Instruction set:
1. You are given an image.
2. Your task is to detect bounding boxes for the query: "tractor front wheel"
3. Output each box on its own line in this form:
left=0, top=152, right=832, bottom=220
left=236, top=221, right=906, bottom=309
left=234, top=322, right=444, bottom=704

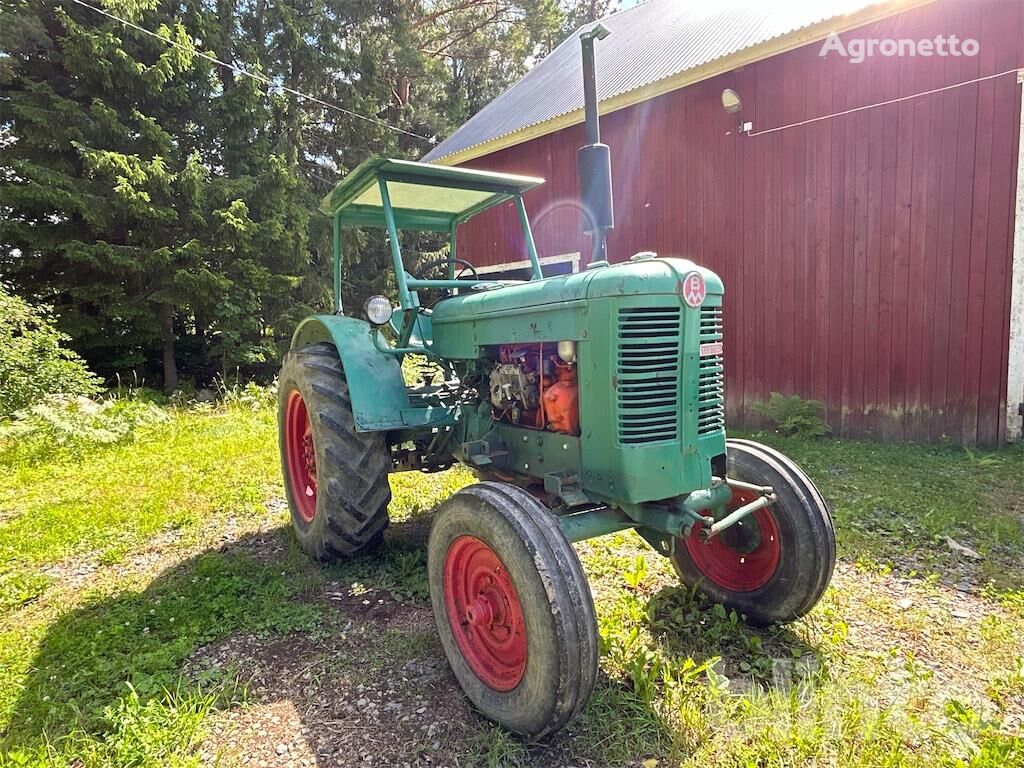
left=427, top=482, right=598, bottom=740
left=671, top=439, right=835, bottom=625
left=278, top=342, right=391, bottom=561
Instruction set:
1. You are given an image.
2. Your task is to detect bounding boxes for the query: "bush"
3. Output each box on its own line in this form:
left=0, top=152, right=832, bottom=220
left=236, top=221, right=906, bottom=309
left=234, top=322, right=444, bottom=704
left=215, top=376, right=278, bottom=410
left=0, top=396, right=168, bottom=465
left=0, top=286, right=101, bottom=419
left=751, top=392, right=831, bottom=438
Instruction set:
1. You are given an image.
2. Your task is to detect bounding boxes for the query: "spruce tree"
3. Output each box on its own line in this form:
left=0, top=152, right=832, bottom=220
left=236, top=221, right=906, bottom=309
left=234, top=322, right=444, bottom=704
left=0, top=0, right=592, bottom=389
left=0, top=0, right=311, bottom=388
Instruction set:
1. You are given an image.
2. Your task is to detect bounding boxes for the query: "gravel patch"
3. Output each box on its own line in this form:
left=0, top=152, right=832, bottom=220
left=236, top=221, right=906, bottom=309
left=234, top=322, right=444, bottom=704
left=191, top=604, right=480, bottom=767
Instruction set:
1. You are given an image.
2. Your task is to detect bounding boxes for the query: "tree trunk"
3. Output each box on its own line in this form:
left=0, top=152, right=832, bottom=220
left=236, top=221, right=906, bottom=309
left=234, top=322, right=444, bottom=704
left=393, top=75, right=410, bottom=105
left=160, top=303, right=179, bottom=392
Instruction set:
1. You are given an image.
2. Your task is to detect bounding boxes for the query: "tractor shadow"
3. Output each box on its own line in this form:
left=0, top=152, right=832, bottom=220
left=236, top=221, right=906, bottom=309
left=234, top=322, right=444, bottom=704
left=2, top=513, right=682, bottom=766
left=1, top=515, right=477, bottom=766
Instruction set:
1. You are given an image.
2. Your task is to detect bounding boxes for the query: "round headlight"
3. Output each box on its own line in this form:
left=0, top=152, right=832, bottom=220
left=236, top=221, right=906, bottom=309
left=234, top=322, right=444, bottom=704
left=557, top=340, right=577, bottom=363
left=364, top=295, right=394, bottom=326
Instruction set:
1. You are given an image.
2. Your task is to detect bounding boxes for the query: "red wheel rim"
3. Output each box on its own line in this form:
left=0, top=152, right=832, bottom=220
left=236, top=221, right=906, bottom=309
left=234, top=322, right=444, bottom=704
left=284, top=390, right=317, bottom=523
left=442, top=536, right=527, bottom=691
left=685, top=488, right=781, bottom=592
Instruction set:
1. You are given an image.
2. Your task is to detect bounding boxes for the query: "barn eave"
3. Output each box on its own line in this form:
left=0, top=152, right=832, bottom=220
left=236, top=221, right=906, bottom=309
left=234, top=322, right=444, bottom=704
left=426, top=0, right=937, bottom=167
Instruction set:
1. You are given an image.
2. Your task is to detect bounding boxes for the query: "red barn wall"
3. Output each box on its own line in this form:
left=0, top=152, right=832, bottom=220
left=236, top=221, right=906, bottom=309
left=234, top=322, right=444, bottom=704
left=455, top=0, right=1024, bottom=444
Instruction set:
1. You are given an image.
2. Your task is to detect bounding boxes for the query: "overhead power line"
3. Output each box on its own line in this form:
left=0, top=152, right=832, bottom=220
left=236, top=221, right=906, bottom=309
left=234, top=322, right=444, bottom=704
left=747, top=66, right=1023, bottom=138
left=68, top=0, right=433, bottom=143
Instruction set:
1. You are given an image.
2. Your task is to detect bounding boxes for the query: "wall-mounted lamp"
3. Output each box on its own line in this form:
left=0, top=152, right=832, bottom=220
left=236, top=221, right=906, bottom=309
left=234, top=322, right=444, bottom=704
left=721, top=88, right=753, bottom=134
left=721, top=88, right=742, bottom=113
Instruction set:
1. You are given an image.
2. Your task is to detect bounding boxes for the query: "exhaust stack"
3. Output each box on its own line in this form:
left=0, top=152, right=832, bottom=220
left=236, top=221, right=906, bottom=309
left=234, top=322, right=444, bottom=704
left=578, top=23, right=613, bottom=266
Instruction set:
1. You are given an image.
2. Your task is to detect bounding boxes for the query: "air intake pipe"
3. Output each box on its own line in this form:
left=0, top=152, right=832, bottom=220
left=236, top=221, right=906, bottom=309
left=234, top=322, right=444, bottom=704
left=578, top=23, right=613, bottom=266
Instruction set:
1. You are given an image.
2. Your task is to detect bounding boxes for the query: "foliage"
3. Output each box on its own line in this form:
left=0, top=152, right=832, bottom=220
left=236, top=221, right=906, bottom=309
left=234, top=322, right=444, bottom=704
left=0, top=0, right=315, bottom=390
left=399, top=0, right=580, bottom=125
left=560, top=0, right=615, bottom=37
left=211, top=376, right=278, bottom=411
left=0, top=396, right=167, bottom=465
left=1, top=686, right=219, bottom=768
left=0, top=0, right=609, bottom=391
left=0, top=286, right=101, bottom=419
left=752, top=392, right=832, bottom=438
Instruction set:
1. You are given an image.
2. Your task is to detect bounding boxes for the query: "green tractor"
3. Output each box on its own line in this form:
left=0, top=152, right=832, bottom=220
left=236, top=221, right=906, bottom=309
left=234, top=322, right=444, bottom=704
left=278, top=26, right=834, bottom=740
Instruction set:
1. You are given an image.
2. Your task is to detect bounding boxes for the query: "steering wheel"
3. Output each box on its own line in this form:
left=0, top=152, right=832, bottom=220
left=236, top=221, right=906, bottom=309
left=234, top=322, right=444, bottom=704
left=411, top=256, right=479, bottom=284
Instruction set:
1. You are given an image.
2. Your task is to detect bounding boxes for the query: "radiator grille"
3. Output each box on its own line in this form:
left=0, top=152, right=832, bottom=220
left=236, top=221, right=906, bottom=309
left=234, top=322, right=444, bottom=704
left=616, top=307, right=681, bottom=444
left=698, top=305, right=725, bottom=435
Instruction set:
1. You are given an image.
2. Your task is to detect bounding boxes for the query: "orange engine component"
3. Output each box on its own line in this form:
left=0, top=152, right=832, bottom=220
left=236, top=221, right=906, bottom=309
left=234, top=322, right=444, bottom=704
left=542, top=363, right=579, bottom=436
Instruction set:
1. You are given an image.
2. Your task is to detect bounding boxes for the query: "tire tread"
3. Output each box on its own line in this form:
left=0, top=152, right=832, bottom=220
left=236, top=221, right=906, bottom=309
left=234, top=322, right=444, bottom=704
left=277, top=342, right=390, bottom=561
left=671, top=439, right=835, bottom=624
left=427, top=482, right=598, bottom=741
left=725, top=439, right=836, bottom=616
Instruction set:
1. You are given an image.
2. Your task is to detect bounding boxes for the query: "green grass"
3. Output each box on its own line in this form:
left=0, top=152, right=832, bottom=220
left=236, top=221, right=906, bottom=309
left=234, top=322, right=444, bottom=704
left=0, top=408, right=1021, bottom=766
left=0, top=407, right=279, bottom=599
left=1, top=547, right=321, bottom=741
left=3, top=686, right=219, bottom=768
left=743, top=433, right=1024, bottom=591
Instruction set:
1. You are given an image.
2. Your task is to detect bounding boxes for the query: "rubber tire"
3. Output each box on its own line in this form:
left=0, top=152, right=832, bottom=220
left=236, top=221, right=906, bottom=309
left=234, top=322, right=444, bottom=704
left=277, top=342, right=390, bottom=561
left=726, top=438, right=837, bottom=613
left=427, top=482, right=598, bottom=740
left=671, top=439, right=836, bottom=626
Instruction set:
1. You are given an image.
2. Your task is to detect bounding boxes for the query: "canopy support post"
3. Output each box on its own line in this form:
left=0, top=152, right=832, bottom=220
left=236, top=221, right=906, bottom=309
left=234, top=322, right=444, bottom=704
left=448, top=221, right=458, bottom=280
left=515, top=195, right=544, bottom=280
left=332, top=210, right=343, bottom=314
left=379, top=179, right=414, bottom=310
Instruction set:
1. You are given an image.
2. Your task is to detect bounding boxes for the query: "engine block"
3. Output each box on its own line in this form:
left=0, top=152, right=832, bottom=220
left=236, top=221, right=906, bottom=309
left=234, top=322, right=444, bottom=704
left=489, top=362, right=540, bottom=416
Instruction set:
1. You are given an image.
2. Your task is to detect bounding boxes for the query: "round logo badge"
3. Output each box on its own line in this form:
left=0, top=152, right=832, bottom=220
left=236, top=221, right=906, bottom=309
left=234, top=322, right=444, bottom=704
left=682, top=271, right=706, bottom=308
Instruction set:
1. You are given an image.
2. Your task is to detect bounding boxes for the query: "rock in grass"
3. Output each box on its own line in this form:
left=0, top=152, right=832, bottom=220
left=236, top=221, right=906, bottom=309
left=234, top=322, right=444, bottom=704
left=944, top=537, right=982, bottom=560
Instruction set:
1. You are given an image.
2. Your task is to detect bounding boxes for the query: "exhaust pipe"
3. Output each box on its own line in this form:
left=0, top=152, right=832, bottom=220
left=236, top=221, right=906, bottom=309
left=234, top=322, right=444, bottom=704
left=578, top=23, right=613, bottom=266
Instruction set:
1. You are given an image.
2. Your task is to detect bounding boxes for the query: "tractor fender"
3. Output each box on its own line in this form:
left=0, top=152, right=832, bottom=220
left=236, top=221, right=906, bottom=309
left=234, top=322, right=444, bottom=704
left=290, top=315, right=411, bottom=432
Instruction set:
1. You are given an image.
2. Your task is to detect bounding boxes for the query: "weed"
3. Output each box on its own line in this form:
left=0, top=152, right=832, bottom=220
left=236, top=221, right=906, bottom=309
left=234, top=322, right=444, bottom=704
left=467, top=723, right=530, bottom=767
left=985, top=657, right=1023, bottom=713
left=0, top=572, right=53, bottom=613
left=572, top=682, right=675, bottom=764
left=0, top=397, right=167, bottom=465
left=0, top=684, right=223, bottom=767
left=386, top=549, right=430, bottom=601
left=751, top=392, right=831, bottom=438
left=213, top=376, right=278, bottom=410
left=623, top=554, right=648, bottom=590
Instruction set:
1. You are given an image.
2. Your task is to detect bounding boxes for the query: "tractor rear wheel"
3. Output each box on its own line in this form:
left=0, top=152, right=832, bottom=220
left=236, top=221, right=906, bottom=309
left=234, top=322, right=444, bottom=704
left=278, top=342, right=391, bottom=561
left=427, top=482, right=598, bottom=740
left=671, top=439, right=835, bottom=626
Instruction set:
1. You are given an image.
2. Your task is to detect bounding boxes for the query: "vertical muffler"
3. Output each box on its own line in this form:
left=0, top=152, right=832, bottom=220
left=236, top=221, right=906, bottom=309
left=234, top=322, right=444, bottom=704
left=578, top=23, right=614, bottom=266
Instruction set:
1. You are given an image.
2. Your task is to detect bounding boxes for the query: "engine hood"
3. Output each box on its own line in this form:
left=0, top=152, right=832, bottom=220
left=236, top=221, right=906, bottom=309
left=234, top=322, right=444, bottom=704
left=429, top=256, right=723, bottom=324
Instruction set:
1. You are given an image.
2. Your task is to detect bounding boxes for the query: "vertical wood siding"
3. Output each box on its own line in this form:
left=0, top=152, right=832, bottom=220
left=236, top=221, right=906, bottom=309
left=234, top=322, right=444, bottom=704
left=455, top=0, right=1024, bottom=444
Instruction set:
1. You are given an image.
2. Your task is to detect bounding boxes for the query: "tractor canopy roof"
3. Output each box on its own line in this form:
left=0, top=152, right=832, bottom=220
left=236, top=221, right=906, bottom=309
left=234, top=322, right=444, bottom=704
left=318, top=157, right=544, bottom=232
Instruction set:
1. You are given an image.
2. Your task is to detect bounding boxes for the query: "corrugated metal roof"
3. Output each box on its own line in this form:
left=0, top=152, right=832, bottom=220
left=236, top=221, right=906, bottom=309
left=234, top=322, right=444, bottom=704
left=422, top=0, right=917, bottom=163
